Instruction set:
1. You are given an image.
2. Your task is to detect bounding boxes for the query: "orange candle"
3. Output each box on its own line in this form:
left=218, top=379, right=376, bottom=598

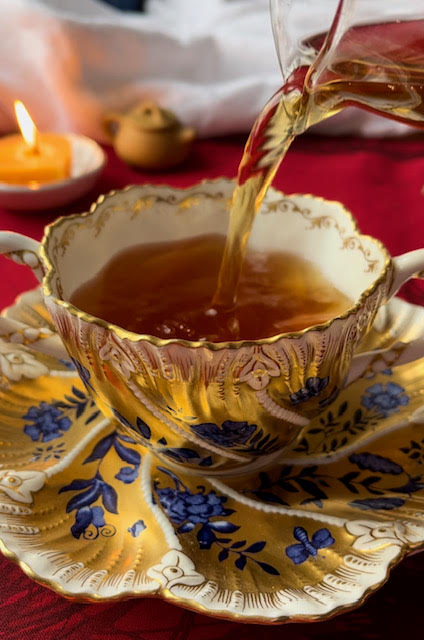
left=0, top=101, right=71, bottom=185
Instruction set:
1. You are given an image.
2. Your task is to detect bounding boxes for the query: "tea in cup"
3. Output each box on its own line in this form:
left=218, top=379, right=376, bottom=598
left=1, top=179, right=424, bottom=475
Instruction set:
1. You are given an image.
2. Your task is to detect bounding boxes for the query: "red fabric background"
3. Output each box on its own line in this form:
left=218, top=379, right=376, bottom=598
left=0, top=136, right=424, bottom=638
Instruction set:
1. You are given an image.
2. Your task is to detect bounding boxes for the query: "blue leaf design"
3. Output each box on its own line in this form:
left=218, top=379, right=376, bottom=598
left=119, top=434, right=137, bottom=444
left=389, top=479, right=424, bottom=494
left=72, top=386, right=87, bottom=400
left=208, top=521, right=240, bottom=533
left=218, top=549, right=229, bottom=561
left=349, top=452, right=403, bottom=475
left=75, top=403, right=85, bottom=419
left=197, top=524, right=216, bottom=549
left=91, top=506, right=105, bottom=527
left=84, top=434, right=115, bottom=464
left=244, top=541, right=266, bottom=553
left=350, top=497, right=405, bottom=510
left=59, top=478, right=94, bottom=493
left=162, top=448, right=200, bottom=463
left=114, top=439, right=141, bottom=466
left=112, top=409, right=133, bottom=430
left=235, top=555, right=247, bottom=570
left=115, top=466, right=139, bottom=484
left=65, top=484, right=101, bottom=513
left=199, top=456, right=213, bottom=467
left=191, top=421, right=256, bottom=447
left=169, top=448, right=199, bottom=458
left=178, top=522, right=195, bottom=533
left=256, top=561, right=280, bottom=575
left=136, top=418, right=151, bottom=440
left=254, top=491, right=289, bottom=505
left=85, top=411, right=101, bottom=425
left=101, top=483, right=118, bottom=514
left=230, top=540, right=247, bottom=549
left=70, top=506, right=93, bottom=539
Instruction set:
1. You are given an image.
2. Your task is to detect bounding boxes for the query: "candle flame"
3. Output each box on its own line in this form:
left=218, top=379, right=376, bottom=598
left=14, top=100, right=39, bottom=153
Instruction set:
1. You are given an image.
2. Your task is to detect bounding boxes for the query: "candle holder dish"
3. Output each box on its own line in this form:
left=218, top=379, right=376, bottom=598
left=0, top=134, right=106, bottom=211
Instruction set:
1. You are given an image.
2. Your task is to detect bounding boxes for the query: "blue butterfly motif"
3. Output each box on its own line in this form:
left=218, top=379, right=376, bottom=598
left=285, top=526, right=335, bottom=564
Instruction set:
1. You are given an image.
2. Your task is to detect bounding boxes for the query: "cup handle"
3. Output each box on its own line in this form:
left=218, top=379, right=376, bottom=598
left=0, top=231, right=44, bottom=281
left=0, top=231, right=68, bottom=360
left=346, top=249, right=424, bottom=387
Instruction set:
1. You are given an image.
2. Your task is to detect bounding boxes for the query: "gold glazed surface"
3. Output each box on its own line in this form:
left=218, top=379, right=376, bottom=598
left=40, top=182, right=392, bottom=473
left=0, top=288, right=424, bottom=622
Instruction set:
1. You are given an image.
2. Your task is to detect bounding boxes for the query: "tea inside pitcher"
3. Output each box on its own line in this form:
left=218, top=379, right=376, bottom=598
left=212, top=17, right=424, bottom=309
left=70, top=234, right=352, bottom=341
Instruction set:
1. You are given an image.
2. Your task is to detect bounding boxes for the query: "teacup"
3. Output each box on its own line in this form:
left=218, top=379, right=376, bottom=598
left=1, top=179, right=424, bottom=476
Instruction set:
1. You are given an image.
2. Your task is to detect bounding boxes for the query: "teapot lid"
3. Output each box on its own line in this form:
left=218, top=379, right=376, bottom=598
left=128, top=101, right=180, bottom=132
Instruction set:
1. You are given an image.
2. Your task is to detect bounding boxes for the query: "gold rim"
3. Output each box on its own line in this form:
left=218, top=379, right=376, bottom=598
left=40, top=179, right=392, bottom=351
left=1, top=533, right=423, bottom=622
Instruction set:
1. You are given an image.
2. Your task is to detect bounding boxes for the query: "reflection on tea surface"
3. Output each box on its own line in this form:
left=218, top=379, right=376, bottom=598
left=70, top=234, right=352, bottom=342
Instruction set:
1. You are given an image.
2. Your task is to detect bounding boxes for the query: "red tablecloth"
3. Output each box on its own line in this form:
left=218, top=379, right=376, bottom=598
left=0, top=136, right=424, bottom=638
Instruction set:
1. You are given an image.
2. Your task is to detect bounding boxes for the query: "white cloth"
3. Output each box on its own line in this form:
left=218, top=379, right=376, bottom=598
left=0, top=0, right=413, bottom=141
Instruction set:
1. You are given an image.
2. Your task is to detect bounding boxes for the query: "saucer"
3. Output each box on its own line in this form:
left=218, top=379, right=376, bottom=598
left=0, top=134, right=106, bottom=210
left=1, top=288, right=424, bottom=623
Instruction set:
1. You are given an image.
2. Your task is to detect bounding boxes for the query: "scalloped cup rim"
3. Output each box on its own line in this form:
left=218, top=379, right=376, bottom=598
left=40, top=179, right=392, bottom=350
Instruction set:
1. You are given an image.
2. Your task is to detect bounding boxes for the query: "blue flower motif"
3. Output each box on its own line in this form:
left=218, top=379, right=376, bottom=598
left=59, top=429, right=141, bottom=540
left=128, top=519, right=146, bottom=537
left=154, top=469, right=278, bottom=573
left=156, top=486, right=227, bottom=525
left=70, top=357, right=93, bottom=391
left=361, top=382, right=409, bottom=417
left=71, top=505, right=106, bottom=539
left=155, top=479, right=238, bottom=549
left=23, top=402, right=72, bottom=443
left=191, top=421, right=257, bottom=447
left=290, top=377, right=329, bottom=405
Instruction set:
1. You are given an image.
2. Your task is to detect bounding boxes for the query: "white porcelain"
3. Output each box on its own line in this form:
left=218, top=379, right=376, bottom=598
left=1, top=288, right=424, bottom=622
left=0, top=181, right=424, bottom=476
left=0, top=133, right=106, bottom=210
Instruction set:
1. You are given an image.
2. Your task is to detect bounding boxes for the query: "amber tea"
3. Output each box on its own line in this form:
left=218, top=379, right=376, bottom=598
left=213, top=18, right=424, bottom=309
left=70, top=234, right=352, bottom=342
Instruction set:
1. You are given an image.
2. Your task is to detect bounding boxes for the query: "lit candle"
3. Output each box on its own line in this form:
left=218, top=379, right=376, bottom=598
left=0, top=101, right=71, bottom=185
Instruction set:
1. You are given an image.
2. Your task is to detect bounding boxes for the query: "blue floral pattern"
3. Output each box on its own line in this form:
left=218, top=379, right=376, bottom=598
left=191, top=421, right=257, bottom=447
left=59, top=430, right=141, bottom=539
left=290, top=376, right=330, bottom=405
left=70, top=505, right=115, bottom=539
left=23, top=403, right=71, bottom=443
left=245, top=446, right=424, bottom=514
left=23, top=387, right=100, bottom=446
left=112, top=409, right=213, bottom=466
left=190, top=420, right=281, bottom=457
left=361, top=382, right=409, bottom=417
left=155, top=468, right=279, bottom=574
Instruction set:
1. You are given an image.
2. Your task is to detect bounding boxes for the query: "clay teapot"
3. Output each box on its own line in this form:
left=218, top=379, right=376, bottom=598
left=103, top=101, right=195, bottom=170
